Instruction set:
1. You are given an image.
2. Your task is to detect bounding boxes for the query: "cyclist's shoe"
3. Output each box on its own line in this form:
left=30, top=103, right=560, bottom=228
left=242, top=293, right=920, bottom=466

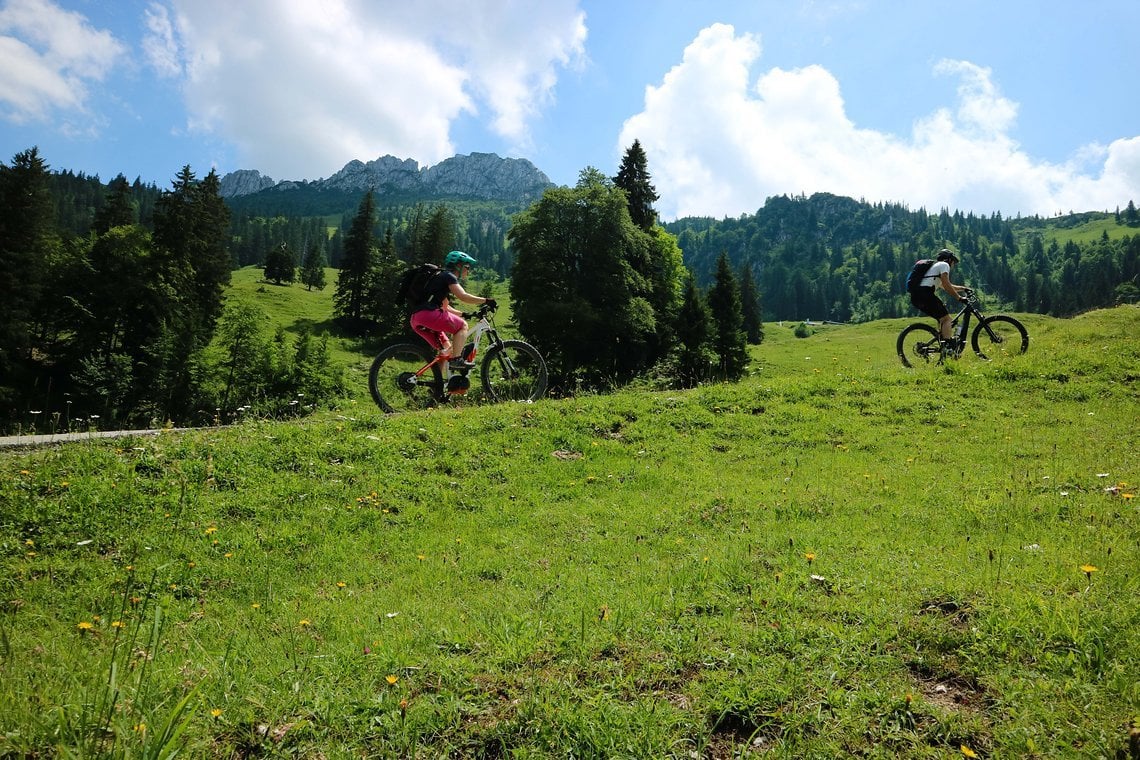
left=940, top=339, right=957, bottom=358
left=448, top=358, right=476, bottom=372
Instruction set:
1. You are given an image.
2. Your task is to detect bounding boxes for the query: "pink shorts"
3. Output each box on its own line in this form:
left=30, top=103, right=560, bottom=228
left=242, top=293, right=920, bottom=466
left=410, top=308, right=466, bottom=350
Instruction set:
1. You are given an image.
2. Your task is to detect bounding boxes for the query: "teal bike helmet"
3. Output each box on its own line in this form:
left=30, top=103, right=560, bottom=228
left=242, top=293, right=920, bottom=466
left=444, top=250, right=477, bottom=268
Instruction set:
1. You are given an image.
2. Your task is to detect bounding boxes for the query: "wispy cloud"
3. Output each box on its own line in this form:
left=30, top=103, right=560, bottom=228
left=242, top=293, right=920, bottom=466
left=0, top=0, right=125, bottom=123
left=142, top=2, right=181, bottom=79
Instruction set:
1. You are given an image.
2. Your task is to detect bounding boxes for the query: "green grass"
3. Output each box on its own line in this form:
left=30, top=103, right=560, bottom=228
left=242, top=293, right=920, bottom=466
left=2, top=306, right=1138, bottom=757
left=1014, top=214, right=1138, bottom=247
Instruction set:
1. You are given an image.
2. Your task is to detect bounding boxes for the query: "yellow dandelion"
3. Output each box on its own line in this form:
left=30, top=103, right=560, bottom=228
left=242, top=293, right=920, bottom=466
left=187, top=562, right=196, bottom=568
left=77, top=621, right=94, bottom=631
left=416, top=554, right=426, bottom=561
left=386, top=674, right=399, bottom=685
left=205, top=526, right=217, bottom=535
left=336, top=581, right=346, bottom=588
left=1124, top=493, right=1134, bottom=501
left=598, top=605, right=611, bottom=621
left=960, top=745, right=978, bottom=758
left=25, top=551, right=36, bottom=558
left=134, top=723, right=146, bottom=734
left=804, top=552, right=816, bottom=564
left=1080, top=564, right=1097, bottom=580
left=251, top=603, right=260, bottom=609
left=299, top=619, right=311, bottom=627
left=24, top=539, right=34, bottom=546
left=224, top=553, right=233, bottom=558
left=20, top=469, right=30, bottom=475
left=125, top=564, right=134, bottom=571
left=211, top=708, right=223, bottom=718
left=111, top=621, right=125, bottom=629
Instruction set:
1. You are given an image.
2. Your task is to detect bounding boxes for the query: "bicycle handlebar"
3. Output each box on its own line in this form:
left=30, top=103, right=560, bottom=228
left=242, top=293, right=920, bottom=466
left=463, top=301, right=498, bottom=320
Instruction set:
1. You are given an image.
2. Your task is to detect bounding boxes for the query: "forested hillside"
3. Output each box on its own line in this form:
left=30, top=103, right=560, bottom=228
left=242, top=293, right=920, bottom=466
left=40, top=161, right=1140, bottom=324
left=668, top=193, right=1140, bottom=321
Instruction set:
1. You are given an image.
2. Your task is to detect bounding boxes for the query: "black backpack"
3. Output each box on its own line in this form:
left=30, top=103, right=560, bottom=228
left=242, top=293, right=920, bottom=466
left=905, top=259, right=936, bottom=294
left=397, top=263, right=443, bottom=309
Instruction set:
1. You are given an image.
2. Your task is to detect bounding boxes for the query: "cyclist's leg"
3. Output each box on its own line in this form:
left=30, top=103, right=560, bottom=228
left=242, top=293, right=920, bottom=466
left=937, top=314, right=953, bottom=339
left=913, top=290, right=951, bottom=339
left=411, top=309, right=464, bottom=356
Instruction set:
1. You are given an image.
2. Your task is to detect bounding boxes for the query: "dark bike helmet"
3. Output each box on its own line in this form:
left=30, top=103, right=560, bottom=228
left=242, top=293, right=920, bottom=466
left=444, top=250, right=477, bottom=268
left=937, top=248, right=959, bottom=264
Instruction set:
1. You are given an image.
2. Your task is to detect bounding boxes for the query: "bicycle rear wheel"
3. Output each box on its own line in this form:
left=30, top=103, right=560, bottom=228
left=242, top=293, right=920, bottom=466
left=480, top=340, right=548, bottom=403
left=971, top=315, right=1028, bottom=361
left=896, top=323, right=942, bottom=368
left=368, top=343, right=442, bottom=413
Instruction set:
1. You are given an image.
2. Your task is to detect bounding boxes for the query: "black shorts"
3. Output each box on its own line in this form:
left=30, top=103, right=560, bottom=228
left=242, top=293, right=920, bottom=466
left=911, top=288, right=948, bottom=320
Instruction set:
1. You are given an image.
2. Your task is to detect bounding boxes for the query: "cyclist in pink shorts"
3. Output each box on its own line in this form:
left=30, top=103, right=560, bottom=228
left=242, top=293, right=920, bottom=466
left=410, top=250, right=495, bottom=370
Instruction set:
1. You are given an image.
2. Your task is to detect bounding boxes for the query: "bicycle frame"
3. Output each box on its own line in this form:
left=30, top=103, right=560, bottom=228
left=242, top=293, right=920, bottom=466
left=413, top=306, right=501, bottom=381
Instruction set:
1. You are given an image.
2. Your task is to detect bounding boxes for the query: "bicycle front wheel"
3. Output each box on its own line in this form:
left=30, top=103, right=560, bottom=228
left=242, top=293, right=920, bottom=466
left=480, top=340, right=548, bottom=403
left=972, top=315, right=1028, bottom=361
left=368, top=343, right=442, bottom=413
left=896, top=323, right=942, bottom=368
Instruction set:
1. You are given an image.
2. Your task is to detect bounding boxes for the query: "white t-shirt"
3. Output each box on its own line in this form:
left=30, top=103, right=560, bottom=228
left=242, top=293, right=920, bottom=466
left=920, top=260, right=950, bottom=289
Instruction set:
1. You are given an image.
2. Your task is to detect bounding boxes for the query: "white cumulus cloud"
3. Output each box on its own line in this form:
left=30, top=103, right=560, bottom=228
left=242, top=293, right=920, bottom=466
left=620, top=23, right=1140, bottom=219
left=0, top=0, right=125, bottom=124
left=153, top=0, right=586, bottom=179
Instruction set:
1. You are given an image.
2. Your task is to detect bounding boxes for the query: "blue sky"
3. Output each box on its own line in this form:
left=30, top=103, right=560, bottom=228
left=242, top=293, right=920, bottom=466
left=2, top=0, right=1138, bottom=221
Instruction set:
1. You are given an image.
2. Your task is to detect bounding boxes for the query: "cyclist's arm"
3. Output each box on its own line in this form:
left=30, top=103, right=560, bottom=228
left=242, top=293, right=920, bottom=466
left=447, top=282, right=489, bottom=308
left=938, top=272, right=966, bottom=301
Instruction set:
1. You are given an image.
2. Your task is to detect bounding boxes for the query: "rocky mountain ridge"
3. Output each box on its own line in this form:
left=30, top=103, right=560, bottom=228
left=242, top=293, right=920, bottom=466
left=219, top=152, right=554, bottom=202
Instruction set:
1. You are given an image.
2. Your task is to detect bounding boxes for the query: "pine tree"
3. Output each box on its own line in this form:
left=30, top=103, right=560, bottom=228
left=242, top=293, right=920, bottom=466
left=300, top=242, right=327, bottom=291
left=674, top=273, right=713, bottom=387
left=362, top=225, right=407, bottom=337
left=146, top=165, right=233, bottom=418
left=93, top=174, right=137, bottom=234
left=613, top=140, right=659, bottom=231
left=0, top=147, right=55, bottom=389
left=707, top=252, right=748, bottom=380
left=419, top=205, right=457, bottom=262
left=739, top=264, right=764, bottom=345
left=334, top=191, right=377, bottom=326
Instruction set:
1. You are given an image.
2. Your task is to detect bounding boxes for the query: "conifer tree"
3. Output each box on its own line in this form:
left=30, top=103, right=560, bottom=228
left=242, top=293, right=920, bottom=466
left=301, top=242, right=327, bottom=291
left=707, top=251, right=748, bottom=380
left=739, top=264, right=764, bottom=345
left=674, top=273, right=713, bottom=387
left=334, top=191, right=377, bottom=325
left=0, top=147, right=53, bottom=383
left=93, top=174, right=137, bottom=234
left=363, top=225, right=408, bottom=336
left=613, top=140, right=659, bottom=231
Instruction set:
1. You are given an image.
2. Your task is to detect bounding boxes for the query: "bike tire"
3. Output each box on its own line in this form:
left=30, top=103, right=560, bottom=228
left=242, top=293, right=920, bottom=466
left=480, top=340, right=548, bottom=403
left=971, top=315, right=1028, bottom=361
left=368, top=343, right=443, bottom=413
left=896, top=323, right=942, bottom=368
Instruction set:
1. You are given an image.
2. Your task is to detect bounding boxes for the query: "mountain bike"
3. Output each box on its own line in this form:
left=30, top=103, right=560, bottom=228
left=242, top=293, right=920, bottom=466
left=368, top=302, right=547, bottom=413
left=896, top=288, right=1028, bottom=368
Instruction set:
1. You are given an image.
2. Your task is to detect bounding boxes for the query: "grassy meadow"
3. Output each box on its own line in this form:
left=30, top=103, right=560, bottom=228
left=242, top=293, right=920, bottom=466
left=1, top=296, right=1138, bottom=757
